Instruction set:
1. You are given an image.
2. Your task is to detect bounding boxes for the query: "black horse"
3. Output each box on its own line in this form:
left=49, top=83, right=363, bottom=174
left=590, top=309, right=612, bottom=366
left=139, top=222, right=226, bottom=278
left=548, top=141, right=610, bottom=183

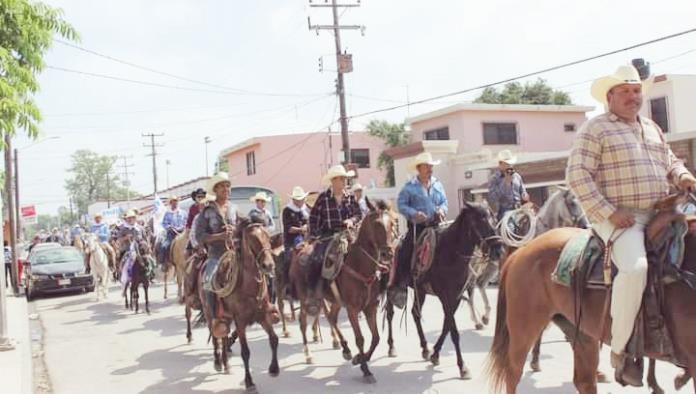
left=385, top=201, right=504, bottom=379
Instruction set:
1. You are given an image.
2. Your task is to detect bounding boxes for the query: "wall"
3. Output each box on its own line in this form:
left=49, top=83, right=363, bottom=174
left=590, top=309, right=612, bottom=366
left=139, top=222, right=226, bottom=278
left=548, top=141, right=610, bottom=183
left=224, top=131, right=386, bottom=204
left=410, top=109, right=588, bottom=154
left=671, top=75, right=696, bottom=133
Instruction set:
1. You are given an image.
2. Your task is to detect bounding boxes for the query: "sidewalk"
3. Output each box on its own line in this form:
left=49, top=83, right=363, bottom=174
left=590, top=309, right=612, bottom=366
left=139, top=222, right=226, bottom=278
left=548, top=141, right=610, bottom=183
left=0, top=292, right=33, bottom=394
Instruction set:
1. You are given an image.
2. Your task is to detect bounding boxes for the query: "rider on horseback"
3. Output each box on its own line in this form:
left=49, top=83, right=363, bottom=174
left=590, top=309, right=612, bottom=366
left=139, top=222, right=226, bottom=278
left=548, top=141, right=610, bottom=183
left=91, top=213, right=110, bottom=243
left=185, top=188, right=207, bottom=256
left=389, top=152, right=448, bottom=308
left=248, top=192, right=275, bottom=230
left=567, top=64, right=696, bottom=386
left=158, top=196, right=187, bottom=267
left=488, top=149, right=529, bottom=222
left=307, top=165, right=362, bottom=300
left=118, top=209, right=154, bottom=290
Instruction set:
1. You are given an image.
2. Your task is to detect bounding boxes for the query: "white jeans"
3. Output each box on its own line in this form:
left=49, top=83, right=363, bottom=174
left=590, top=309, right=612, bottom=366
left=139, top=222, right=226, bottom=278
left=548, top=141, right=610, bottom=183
left=593, top=212, right=652, bottom=354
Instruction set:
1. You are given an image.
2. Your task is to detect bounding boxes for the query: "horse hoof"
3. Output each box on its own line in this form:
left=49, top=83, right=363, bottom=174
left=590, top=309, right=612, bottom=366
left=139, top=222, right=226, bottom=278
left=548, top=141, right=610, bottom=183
left=597, top=370, right=610, bottom=384
left=342, top=350, right=352, bottom=361
left=363, top=374, right=377, bottom=384
left=421, top=349, right=430, bottom=360
left=268, top=366, right=280, bottom=377
left=675, top=373, right=690, bottom=390
left=460, top=368, right=472, bottom=380
left=313, top=336, right=319, bottom=344
left=388, top=348, right=397, bottom=358
left=430, top=354, right=440, bottom=366
left=283, top=331, right=290, bottom=338
left=475, top=323, right=484, bottom=331
left=305, top=356, right=313, bottom=365
left=481, top=316, right=490, bottom=325
left=245, top=385, right=258, bottom=394
left=214, top=362, right=222, bottom=372
left=530, top=360, right=541, bottom=373
left=224, top=367, right=230, bottom=375
left=352, top=355, right=362, bottom=366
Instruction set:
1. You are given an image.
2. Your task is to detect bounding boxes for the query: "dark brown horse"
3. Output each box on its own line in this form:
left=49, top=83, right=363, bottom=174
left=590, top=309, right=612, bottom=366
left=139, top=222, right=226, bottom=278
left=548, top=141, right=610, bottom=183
left=385, top=201, right=504, bottom=379
left=198, top=221, right=278, bottom=392
left=487, top=207, right=696, bottom=393
left=123, top=239, right=152, bottom=314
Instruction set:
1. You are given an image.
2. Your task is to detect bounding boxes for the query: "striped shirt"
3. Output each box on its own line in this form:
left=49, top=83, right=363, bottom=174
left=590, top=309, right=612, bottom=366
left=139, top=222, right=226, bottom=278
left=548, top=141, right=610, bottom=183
left=566, top=112, right=689, bottom=224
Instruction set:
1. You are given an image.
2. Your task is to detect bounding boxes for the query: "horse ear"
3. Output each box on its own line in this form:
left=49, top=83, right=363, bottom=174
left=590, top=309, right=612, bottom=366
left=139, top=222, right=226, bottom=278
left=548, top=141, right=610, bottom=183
left=462, top=200, right=473, bottom=209
left=365, top=196, right=375, bottom=212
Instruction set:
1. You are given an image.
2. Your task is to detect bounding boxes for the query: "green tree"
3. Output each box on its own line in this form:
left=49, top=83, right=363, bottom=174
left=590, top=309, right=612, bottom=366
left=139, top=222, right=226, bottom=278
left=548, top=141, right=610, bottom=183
left=474, top=78, right=572, bottom=105
left=64, top=150, right=138, bottom=216
left=366, top=120, right=410, bottom=187
left=0, top=0, right=78, bottom=140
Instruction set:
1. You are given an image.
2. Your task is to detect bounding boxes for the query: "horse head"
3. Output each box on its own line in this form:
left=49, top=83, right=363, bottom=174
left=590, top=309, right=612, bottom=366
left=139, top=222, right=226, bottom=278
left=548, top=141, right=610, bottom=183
left=358, top=199, right=396, bottom=268
left=459, top=200, right=504, bottom=262
left=558, top=188, right=589, bottom=229
left=240, top=220, right=274, bottom=275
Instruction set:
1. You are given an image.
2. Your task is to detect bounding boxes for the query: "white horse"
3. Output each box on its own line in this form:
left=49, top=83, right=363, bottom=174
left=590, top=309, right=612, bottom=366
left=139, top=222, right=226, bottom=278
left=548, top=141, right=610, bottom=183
left=463, top=187, right=589, bottom=329
left=85, top=234, right=111, bottom=301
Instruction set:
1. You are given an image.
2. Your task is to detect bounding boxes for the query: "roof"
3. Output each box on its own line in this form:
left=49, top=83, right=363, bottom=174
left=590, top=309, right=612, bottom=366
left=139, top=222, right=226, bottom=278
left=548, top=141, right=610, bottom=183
left=464, top=150, right=570, bottom=171
left=218, top=130, right=368, bottom=158
left=406, top=103, right=594, bottom=125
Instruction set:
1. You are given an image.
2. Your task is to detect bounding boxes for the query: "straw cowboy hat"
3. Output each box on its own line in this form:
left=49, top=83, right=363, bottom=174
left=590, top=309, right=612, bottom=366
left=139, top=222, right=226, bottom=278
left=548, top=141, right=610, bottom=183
left=408, top=152, right=441, bottom=172
left=206, top=172, right=230, bottom=195
left=321, top=165, right=355, bottom=185
left=94, top=213, right=103, bottom=219
left=125, top=209, right=137, bottom=219
left=497, top=149, right=518, bottom=165
left=168, top=195, right=179, bottom=202
left=351, top=183, right=364, bottom=191
left=249, top=191, right=272, bottom=203
left=590, top=65, right=651, bottom=105
left=288, top=186, right=309, bottom=200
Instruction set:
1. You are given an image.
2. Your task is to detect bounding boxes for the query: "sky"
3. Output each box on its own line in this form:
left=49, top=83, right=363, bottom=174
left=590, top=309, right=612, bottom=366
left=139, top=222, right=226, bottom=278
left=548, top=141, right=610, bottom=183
left=8, top=0, right=696, bottom=215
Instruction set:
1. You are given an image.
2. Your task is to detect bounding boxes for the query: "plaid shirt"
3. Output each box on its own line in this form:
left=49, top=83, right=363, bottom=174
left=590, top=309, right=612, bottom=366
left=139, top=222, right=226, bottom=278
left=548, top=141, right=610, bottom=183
left=309, top=188, right=362, bottom=237
left=566, top=112, right=689, bottom=224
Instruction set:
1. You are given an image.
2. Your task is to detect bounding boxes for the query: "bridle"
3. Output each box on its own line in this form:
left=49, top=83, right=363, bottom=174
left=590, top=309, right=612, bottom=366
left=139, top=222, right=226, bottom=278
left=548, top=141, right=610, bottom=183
left=243, top=224, right=274, bottom=274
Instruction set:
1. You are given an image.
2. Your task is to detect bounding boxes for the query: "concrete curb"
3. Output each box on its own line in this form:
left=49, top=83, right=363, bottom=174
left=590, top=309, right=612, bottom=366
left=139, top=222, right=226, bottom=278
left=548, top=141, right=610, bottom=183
left=0, top=294, right=33, bottom=394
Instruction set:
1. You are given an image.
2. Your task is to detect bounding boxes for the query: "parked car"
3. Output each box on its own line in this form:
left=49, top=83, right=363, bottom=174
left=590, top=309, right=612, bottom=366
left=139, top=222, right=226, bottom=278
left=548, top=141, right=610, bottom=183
left=25, top=246, right=93, bottom=301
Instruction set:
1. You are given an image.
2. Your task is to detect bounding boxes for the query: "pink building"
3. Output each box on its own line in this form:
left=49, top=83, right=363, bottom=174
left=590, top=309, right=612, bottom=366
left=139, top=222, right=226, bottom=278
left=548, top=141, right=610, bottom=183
left=219, top=131, right=387, bottom=203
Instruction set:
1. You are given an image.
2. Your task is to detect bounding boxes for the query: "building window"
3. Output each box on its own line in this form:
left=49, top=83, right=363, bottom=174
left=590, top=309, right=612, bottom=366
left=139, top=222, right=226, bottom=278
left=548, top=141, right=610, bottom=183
left=350, top=148, right=370, bottom=168
left=423, top=126, right=450, bottom=141
left=564, top=123, right=576, bottom=132
left=650, top=97, right=670, bottom=133
left=483, top=123, right=518, bottom=145
left=246, top=151, right=256, bottom=175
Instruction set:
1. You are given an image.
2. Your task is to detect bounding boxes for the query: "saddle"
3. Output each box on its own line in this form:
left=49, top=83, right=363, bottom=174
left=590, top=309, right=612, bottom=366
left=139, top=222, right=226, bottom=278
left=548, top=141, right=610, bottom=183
left=411, top=221, right=451, bottom=282
left=297, top=231, right=352, bottom=281
left=551, top=204, right=696, bottom=374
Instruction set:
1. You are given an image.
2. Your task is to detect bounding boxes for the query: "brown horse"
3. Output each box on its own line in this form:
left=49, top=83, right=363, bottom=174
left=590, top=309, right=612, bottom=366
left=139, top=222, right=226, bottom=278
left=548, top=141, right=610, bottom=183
left=198, top=221, right=278, bottom=392
left=385, top=201, right=504, bottom=379
left=170, top=230, right=189, bottom=303
left=127, top=239, right=152, bottom=314
left=487, top=208, right=696, bottom=393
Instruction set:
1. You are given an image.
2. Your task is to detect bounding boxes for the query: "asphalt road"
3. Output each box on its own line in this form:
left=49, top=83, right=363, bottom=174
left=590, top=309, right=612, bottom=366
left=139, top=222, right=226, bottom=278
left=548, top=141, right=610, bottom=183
left=32, top=281, right=685, bottom=394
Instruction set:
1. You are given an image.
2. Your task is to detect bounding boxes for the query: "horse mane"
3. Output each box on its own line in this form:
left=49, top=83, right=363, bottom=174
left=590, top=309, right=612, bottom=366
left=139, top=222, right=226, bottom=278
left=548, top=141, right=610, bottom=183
left=369, top=198, right=390, bottom=212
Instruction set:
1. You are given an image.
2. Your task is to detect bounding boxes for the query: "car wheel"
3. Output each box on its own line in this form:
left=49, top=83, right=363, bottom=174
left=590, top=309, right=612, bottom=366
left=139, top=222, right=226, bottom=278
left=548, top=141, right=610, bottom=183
left=86, top=286, right=95, bottom=293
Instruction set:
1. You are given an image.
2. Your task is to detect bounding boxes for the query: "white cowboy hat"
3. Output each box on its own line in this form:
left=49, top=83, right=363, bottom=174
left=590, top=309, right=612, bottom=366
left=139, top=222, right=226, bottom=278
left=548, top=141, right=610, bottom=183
left=321, top=165, right=355, bottom=185
left=168, top=195, right=179, bottom=202
left=590, top=65, right=651, bottom=105
left=249, top=191, right=272, bottom=203
left=351, top=183, right=364, bottom=191
left=125, top=209, right=137, bottom=219
left=408, top=152, right=441, bottom=172
left=288, top=186, right=309, bottom=200
left=206, top=172, right=231, bottom=195
left=497, top=149, right=518, bottom=165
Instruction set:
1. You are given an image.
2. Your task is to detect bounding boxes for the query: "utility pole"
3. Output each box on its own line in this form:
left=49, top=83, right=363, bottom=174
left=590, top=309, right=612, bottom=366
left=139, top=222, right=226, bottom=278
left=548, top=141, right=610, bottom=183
left=0, top=190, right=14, bottom=351
left=13, top=148, right=20, bottom=241
left=3, top=135, right=18, bottom=295
left=204, top=136, right=211, bottom=177
left=142, top=133, right=165, bottom=196
left=106, top=171, right=111, bottom=208
left=118, top=155, right=134, bottom=206
left=309, top=0, right=364, bottom=164
left=165, top=160, right=171, bottom=189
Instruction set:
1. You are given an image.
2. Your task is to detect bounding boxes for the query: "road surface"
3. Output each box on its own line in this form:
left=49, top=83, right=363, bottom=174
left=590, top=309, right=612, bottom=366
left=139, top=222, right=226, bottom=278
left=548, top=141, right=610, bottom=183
left=32, top=281, right=684, bottom=393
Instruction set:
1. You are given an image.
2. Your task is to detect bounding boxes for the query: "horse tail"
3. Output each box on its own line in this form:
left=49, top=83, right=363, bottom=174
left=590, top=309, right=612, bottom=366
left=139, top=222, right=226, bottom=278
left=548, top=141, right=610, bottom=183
left=486, top=259, right=511, bottom=393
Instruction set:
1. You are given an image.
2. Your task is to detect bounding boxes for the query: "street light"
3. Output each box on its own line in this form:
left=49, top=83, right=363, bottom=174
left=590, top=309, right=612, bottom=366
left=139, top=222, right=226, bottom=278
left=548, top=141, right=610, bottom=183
left=204, top=136, right=211, bottom=177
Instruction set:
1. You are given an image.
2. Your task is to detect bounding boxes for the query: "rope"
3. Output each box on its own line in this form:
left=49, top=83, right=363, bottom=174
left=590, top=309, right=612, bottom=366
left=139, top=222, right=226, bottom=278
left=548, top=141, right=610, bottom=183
left=497, top=207, right=538, bottom=248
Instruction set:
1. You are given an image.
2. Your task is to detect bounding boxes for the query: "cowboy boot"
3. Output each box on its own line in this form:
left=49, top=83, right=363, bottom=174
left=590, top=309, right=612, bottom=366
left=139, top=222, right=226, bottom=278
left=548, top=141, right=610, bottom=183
left=611, top=352, right=643, bottom=387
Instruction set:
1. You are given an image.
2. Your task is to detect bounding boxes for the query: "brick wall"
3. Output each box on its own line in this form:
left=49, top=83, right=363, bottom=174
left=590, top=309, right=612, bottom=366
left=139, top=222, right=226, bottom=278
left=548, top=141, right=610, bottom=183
left=668, top=140, right=693, bottom=171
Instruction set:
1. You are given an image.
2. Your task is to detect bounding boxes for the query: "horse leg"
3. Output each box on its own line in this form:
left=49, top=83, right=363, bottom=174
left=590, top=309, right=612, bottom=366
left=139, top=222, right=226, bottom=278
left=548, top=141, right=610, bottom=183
left=530, top=334, right=543, bottom=372
left=312, top=314, right=320, bottom=343
left=326, top=300, right=351, bottom=360
left=185, top=304, right=193, bottom=343
left=163, top=268, right=168, bottom=299
left=466, top=287, right=484, bottom=330
left=213, top=332, right=222, bottom=372
left=479, top=283, right=492, bottom=326
left=571, top=331, right=600, bottom=394
left=347, top=307, right=375, bottom=383
left=237, top=326, right=256, bottom=391
left=290, top=298, right=296, bottom=321
left=674, top=367, right=691, bottom=391
left=132, top=283, right=139, bottom=314
left=144, top=282, right=150, bottom=315
left=259, top=318, right=280, bottom=377
left=412, top=289, right=430, bottom=360
left=430, top=298, right=454, bottom=367
left=386, top=301, right=397, bottom=358
left=448, top=303, right=471, bottom=380
left=363, top=302, right=380, bottom=363
left=278, top=293, right=289, bottom=338
left=220, top=337, right=229, bottom=374
left=647, top=358, right=665, bottom=394
left=299, top=306, right=313, bottom=364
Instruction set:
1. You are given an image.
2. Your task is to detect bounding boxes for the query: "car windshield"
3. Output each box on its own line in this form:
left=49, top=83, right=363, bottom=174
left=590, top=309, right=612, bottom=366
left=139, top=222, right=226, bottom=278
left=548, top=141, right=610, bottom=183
left=32, top=248, right=82, bottom=266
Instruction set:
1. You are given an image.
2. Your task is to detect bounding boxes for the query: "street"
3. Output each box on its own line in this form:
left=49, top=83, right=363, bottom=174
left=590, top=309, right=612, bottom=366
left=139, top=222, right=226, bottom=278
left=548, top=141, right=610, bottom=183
left=31, top=280, right=685, bottom=394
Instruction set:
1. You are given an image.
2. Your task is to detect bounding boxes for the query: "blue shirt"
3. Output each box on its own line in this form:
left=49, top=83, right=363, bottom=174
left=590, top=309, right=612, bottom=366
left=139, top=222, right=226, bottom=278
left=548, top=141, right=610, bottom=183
left=488, top=170, right=527, bottom=210
left=397, top=176, right=448, bottom=223
left=162, top=209, right=187, bottom=231
left=90, top=222, right=110, bottom=243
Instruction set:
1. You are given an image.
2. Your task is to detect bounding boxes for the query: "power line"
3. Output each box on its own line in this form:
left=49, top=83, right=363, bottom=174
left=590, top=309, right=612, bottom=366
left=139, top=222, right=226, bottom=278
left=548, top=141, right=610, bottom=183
left=53, top=39, right=327, bottom=98
left=348, top=27, right=696, bottom=120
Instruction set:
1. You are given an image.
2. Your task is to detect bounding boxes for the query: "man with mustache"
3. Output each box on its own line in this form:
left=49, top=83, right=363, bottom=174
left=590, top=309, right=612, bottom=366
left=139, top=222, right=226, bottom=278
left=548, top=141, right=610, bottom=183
left=567, top=64, right=696, bottom=386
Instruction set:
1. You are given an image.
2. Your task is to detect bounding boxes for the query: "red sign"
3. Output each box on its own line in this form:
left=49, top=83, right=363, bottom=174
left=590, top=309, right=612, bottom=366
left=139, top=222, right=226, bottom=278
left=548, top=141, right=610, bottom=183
left=20, top=205, right=36, bottom=218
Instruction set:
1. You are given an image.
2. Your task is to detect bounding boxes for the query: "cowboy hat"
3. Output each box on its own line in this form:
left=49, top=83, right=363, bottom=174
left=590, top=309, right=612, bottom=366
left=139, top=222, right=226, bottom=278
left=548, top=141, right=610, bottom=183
left=168, top=195, right=179, bottom=202
left=351, top=183, right=364, bottom=191
left=590, top=65, right=651, bottom=105
left=408, top=152, right=441, bottom=172
left=94, top=213, right=103, bottom=218
left=321, top=165, right=355, bottom=185
left=497, top=149, right=517, bottom=165
left=206, top=172, right=231, bottom=195
left=125, top=209, right=137, bottom=219
left=249, top=191, right=272, bottom=203
left=288, top=186, right=309, bottom=200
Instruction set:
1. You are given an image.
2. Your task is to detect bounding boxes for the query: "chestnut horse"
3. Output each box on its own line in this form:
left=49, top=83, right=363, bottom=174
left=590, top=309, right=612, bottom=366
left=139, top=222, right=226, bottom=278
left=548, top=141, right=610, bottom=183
left=385, top=201, right=504, bottom=379
left=488, top=206, right=696, bottom=393
left=198, top=221, right=278, bottom=392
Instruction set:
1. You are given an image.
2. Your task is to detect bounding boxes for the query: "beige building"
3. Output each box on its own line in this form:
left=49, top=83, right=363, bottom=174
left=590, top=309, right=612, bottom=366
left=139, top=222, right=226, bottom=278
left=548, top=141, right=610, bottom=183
left=639, top=74, right=696, bottom=134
